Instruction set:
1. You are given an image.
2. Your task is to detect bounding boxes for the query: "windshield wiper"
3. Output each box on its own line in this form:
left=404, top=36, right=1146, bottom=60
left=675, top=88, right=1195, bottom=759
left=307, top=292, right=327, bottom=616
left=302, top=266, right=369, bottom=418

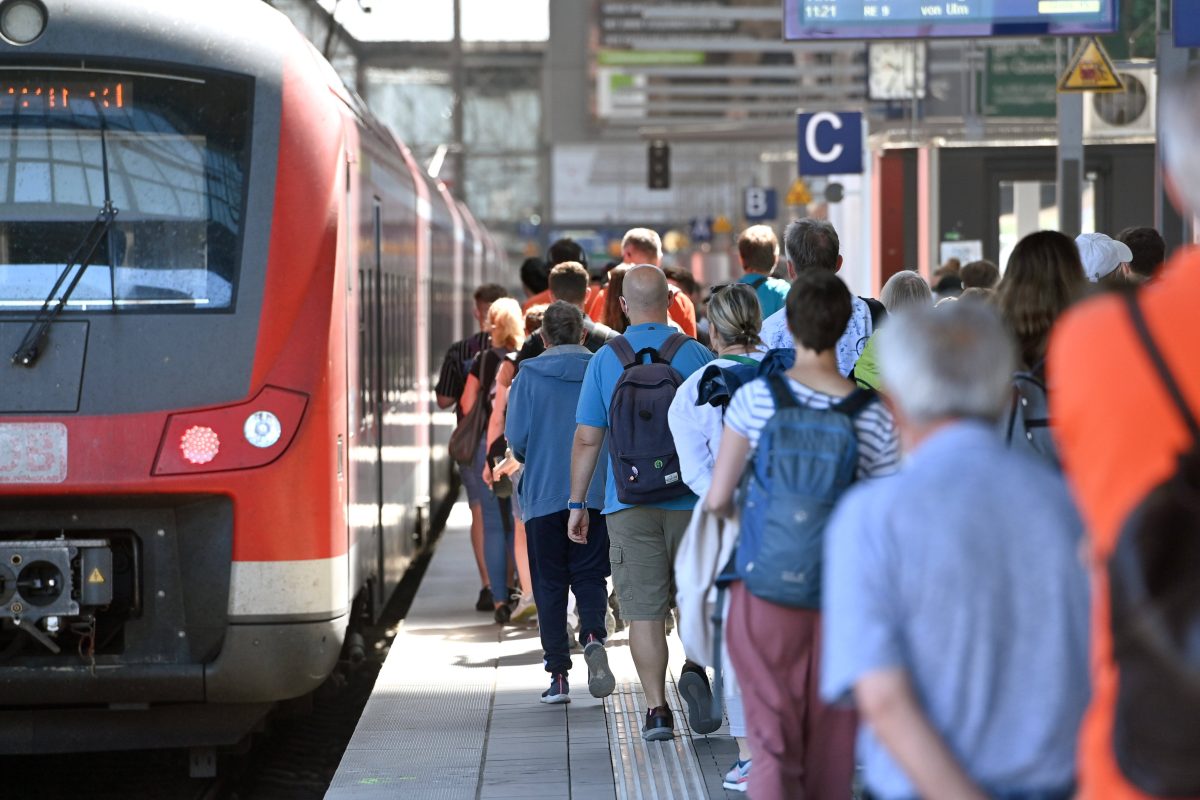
left=12, top=121, right=119, bottom=368
left=11, top=202, right=118, bottom=367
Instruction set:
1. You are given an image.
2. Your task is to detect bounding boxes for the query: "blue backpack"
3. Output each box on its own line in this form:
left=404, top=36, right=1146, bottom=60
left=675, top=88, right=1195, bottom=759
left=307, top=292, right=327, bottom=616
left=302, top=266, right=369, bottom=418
left=737, top=373, right=877, bottom=609
left=608, top=333, right=693, bottom=505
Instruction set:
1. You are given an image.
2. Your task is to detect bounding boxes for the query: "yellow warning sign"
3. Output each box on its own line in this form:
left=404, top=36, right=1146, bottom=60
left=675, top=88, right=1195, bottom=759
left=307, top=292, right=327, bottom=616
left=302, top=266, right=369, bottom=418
left=712, top=215, right=733, bottom=235
left=1058, top=37, right=1124, bottom=93
left=786, top=178, right=812, bottom=207
left=87, top=568, right=105, bottom=584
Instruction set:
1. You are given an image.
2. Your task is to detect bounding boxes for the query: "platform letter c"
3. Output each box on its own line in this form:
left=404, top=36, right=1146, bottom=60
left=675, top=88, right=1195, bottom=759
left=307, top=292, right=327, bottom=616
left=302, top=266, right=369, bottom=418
left=806, top=112, right=844, bottom=165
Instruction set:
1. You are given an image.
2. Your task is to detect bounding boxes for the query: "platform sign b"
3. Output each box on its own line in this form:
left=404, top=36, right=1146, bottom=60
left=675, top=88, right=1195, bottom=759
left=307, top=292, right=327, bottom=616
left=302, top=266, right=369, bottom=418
left=744, top=187, right=778, bottom=221
left=798, top=111, right=863, bottom=176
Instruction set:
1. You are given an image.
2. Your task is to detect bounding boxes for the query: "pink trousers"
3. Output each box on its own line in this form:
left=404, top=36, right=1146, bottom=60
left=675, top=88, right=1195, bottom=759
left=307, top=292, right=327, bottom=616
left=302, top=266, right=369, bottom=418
left=726, top=582, right=858, bottom=800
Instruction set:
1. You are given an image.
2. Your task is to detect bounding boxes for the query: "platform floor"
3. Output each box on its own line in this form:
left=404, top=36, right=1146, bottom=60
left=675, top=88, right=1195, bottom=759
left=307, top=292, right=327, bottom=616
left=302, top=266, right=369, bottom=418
left=327, top=503, right=742, bottom=800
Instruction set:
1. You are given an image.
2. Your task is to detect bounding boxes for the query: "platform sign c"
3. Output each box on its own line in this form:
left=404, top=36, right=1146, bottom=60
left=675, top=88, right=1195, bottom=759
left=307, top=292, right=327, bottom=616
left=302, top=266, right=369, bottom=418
left=744, top=187, right=777, bottom=221
left=798, top=111, right=863, bottom=176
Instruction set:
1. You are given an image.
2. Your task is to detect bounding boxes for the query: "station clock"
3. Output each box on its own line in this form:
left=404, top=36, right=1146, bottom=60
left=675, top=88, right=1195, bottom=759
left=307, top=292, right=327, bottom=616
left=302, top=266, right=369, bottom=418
left=867, top=42, right=927, bottom=101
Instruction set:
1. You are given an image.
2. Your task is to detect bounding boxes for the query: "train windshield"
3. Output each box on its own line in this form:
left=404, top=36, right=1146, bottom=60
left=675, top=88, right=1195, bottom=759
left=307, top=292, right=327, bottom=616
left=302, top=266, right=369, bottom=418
left=0, top=68, right=251, bottom=311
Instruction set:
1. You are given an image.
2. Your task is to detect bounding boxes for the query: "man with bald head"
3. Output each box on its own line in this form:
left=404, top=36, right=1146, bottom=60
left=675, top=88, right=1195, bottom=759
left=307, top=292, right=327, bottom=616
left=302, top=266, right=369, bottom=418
left=570, top=265, right=714, bottom=742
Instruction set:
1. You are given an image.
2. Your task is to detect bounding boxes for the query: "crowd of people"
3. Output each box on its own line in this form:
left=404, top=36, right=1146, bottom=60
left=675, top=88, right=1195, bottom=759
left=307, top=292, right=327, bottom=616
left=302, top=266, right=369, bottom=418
left=433, top=78, right=1200, bottom=800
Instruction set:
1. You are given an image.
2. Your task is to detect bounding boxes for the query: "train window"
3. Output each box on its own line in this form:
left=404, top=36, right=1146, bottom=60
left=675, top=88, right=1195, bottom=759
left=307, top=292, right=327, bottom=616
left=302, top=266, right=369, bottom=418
left=0, top=68, right=250, bottom=311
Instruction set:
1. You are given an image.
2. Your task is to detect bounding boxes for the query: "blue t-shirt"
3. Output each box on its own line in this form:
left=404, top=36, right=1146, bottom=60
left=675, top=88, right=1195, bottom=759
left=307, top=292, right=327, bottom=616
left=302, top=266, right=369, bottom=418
left=737, top=272, right=791, bottom=319
left=820, top=422, right=1089, bottom=800
left=576, top=323, right=714, bottom=514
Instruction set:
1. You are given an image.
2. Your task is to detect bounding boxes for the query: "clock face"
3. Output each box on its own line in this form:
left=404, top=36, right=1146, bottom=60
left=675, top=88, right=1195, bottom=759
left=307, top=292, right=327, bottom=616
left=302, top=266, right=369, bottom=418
left=868, top=42, right=927, bottom=101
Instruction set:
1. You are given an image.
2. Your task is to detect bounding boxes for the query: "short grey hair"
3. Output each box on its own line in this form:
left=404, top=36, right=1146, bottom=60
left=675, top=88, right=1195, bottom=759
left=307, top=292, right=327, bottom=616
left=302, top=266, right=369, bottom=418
left=783, top=218, right=840, bottom=272
left=880, top=270, right=932, bottom=313
left=1162, top=72, right=1200, bottom=215
left=878, top=302, right=1016, bottom=425
left=541, top=300, right=584, bottom=347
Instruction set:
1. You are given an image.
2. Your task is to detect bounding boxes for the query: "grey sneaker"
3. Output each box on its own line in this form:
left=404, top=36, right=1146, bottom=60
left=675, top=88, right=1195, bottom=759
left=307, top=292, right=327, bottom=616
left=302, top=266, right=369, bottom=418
left=583, top=635, right=615, bottom=698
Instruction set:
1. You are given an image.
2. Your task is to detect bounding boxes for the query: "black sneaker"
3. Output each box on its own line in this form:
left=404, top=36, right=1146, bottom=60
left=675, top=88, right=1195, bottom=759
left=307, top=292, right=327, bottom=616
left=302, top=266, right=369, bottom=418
left=494, top=604, right=512, bottom=625
left=678, top=662, right=721, bottom=734
left=583, top=635, right=615, bottom=698
left=642, top=705, right=674, bottom=741
left=475, top=587, right=494, bottom=612
left=540, top=672, right=570, bottom=704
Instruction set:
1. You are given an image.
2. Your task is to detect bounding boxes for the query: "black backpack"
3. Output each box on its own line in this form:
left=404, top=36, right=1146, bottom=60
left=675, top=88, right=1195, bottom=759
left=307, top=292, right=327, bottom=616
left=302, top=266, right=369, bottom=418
left=1109, top=292, right=1200, bottom=796
left=607, top=333, right=692, bottom=505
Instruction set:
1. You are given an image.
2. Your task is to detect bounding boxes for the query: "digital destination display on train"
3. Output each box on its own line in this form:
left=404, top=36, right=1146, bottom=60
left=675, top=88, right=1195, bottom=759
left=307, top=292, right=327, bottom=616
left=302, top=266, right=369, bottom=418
left=0, top=80, right=130, bottom=113
left=784, top=0, right=1117, bottom=39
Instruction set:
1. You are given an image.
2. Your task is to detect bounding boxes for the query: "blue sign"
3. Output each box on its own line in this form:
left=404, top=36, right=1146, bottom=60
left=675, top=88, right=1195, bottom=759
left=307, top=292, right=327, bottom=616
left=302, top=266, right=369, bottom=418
left=743, top=187, right=778, bottom=221
left=798, top=111, right=863, bottom=177
left=689, top=217, right=713, bottom=243
left=1176, top=0, right=1200, bottom=46
left=783, top=0, right=1117, bottom=40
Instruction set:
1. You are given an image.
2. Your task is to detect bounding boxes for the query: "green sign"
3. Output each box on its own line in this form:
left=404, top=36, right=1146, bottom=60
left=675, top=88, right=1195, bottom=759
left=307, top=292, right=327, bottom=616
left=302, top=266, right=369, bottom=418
left=597, top=49, right=705, bottom=67
left=982, top=41, right=1058, bottom=118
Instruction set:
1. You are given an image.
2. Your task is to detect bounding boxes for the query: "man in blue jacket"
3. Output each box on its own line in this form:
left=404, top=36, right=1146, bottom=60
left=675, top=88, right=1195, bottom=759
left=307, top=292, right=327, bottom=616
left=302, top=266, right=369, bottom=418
left=506, top=301, right=613, bottom=705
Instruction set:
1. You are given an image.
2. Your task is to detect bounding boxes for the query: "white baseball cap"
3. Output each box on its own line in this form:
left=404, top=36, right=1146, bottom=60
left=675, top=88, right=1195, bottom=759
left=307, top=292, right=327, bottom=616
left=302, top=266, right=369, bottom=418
left=1075, top=232, right=1133, bottom=282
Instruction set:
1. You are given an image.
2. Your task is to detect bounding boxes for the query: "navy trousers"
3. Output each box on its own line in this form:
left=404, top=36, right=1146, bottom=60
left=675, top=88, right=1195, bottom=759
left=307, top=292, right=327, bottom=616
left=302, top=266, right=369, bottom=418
left=525, top=509, right=610, bottom=674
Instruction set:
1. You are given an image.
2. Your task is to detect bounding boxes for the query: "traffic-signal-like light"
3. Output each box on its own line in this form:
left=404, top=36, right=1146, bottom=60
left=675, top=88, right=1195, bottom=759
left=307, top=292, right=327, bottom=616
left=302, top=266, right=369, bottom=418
left=648, top=140, right=670, bottom=190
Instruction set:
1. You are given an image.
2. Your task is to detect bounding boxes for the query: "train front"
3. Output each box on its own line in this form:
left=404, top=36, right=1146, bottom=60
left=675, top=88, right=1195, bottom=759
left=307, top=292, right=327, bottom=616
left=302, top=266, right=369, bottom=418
left=0, top=0, right=353, bottom=750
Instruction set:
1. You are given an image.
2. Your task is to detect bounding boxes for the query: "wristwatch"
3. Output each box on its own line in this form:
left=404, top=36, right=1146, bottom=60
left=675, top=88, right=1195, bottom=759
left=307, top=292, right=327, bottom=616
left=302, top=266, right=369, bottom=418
left=567, top=501, right=585, bottom=510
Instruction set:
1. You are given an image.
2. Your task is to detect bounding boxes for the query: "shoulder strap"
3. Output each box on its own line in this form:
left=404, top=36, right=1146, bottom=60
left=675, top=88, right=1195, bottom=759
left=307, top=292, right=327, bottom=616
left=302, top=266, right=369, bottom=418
left=833, top=387, right=878, bottom=418
left=749, top=275, right=768, bottom=289
left=657, top=332, right=691, bottom=363
left=767, top=373, right=800, bottom=410
left=609, top=335, right=637, bottom=368
left=861, top=296, right=887, bottom=330
left=1125, top=293, right=1200, bottom=442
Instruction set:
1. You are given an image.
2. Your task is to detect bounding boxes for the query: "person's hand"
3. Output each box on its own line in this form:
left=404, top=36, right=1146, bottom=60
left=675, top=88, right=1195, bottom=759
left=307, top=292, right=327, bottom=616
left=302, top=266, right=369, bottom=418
left=482, top=462, right=493, bottom=486
left=567, top=508, right=589, bottom=544
left=494, top=452, right=519, bottom=479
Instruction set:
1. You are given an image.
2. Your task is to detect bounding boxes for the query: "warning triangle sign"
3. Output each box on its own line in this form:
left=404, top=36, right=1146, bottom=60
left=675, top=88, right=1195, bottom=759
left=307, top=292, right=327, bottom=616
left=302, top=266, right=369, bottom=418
left=1058, top=37, right=1124, bottom=93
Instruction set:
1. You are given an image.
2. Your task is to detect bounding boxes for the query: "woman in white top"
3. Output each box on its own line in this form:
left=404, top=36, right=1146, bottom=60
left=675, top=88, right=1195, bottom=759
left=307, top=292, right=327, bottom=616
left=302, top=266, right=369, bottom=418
left=669, top=283, right=766, bottom=498
left=667, top=281, right=764, bottom=792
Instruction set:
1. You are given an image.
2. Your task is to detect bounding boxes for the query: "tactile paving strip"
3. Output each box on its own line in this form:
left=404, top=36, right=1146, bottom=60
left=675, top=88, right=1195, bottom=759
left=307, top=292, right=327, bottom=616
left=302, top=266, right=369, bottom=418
left=605, top=680, right=710, bottom=800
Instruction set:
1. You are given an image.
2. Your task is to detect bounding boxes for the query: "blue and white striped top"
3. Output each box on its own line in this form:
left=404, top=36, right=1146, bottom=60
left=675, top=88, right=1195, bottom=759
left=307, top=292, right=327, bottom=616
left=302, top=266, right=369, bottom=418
left=725, top=375, right=901, bottom=479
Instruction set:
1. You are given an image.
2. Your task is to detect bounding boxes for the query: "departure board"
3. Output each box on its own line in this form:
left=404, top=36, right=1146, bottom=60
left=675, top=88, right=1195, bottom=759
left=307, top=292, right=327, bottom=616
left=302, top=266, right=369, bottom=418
left=784, top=0, right=1117, bottom=39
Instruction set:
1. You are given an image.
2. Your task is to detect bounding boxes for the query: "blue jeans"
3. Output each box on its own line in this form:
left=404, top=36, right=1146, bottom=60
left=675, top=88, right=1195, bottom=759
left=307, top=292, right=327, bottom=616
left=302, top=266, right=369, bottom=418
left=525, top=510, right=610, bottom=674
left=473, top=438, right=514, bottom=599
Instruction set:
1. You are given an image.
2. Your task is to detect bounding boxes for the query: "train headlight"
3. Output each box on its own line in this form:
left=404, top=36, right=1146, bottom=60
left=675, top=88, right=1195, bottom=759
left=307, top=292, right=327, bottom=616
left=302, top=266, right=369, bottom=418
left=244, top=411, right=282, bottom=449
left=0, top=0, right=47, bottom=45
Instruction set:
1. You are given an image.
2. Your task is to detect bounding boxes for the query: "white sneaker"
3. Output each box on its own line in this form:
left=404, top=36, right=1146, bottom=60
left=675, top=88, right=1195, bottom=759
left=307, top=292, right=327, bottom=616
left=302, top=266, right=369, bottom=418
left=722, top=759, right=751, bottom=792
left=511, top=594, right=538, bottom=622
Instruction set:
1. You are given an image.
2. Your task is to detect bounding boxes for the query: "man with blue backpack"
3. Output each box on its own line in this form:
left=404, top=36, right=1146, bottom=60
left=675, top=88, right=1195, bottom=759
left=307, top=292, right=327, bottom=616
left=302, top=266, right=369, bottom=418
left=568, top=264, right=715, bottom=742
left=705, top=269, right=900, bottom=800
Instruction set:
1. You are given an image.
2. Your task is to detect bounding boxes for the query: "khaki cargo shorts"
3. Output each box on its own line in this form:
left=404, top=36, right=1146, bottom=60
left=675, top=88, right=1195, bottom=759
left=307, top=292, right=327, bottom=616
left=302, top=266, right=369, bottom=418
left=605, top=505, right=692, bottom=621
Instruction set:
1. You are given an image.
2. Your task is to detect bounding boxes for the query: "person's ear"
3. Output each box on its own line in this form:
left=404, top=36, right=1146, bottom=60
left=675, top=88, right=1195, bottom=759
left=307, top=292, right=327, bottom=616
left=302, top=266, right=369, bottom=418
left=787, top=260, right=797, bottom=281
left=835, top=255, right=844, bottom=273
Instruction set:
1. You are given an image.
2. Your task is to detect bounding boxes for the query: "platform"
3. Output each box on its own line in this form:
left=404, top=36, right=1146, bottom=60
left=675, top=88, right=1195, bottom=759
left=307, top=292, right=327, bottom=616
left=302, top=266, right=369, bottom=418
left=327, top=503, right=741, bottom=800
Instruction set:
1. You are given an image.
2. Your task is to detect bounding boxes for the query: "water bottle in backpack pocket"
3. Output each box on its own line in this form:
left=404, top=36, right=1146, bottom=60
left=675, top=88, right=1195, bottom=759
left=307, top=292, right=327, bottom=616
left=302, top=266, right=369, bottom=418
left=737, top=374, right=875, bottom=609
left=607, top=333, right=693, bottom=505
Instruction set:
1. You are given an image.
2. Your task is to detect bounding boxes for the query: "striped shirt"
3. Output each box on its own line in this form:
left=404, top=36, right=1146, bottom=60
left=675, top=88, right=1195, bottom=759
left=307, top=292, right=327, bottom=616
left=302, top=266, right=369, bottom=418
left=435, top=331, right=490, bottom=412
left=726, top=375, right=900, bottom=479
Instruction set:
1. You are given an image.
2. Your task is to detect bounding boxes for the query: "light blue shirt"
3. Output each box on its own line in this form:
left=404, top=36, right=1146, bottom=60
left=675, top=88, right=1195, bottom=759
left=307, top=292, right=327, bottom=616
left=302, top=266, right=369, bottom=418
left=737, top=272, right=791, bottom=319
left=820, top=422, right=1089, bottom=800
left=576, top=322, right=714, bottom=514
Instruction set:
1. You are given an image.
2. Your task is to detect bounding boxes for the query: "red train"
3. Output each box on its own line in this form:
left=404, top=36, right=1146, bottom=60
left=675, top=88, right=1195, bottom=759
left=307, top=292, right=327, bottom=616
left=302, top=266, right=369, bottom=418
left=0, top=0, right=500, bottom=751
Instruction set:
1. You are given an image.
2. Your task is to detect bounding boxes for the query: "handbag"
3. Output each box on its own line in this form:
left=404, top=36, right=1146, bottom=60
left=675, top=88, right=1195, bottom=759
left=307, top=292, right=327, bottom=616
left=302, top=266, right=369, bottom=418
left=448, top=352, right=492, bottom=465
